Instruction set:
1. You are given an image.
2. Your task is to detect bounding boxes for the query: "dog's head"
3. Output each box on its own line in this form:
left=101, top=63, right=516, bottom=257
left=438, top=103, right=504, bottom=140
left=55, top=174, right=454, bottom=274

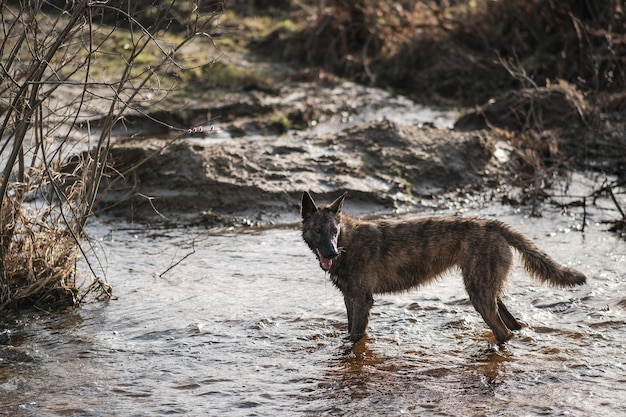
left=301, top=191, right=346, bottom=272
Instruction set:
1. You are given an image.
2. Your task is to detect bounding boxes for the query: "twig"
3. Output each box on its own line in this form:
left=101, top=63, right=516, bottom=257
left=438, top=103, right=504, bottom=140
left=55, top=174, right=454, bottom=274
left=159, top=239, right=196, bottom=278
left=607, top=185, right=626, bottom=220
left=137, top=193, right=168, bottom=220
left=581, top=196, right=586, bottom=232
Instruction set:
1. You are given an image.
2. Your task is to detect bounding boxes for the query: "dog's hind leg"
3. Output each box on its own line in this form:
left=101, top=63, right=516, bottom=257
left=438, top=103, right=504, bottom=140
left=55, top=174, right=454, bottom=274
left=469, top=292, right=512, bottom=343
left=463, top=263, right=513, bottom=342
left=462, top=240, right=516, bottom=343
left=497, top=298, right=522, bottom=331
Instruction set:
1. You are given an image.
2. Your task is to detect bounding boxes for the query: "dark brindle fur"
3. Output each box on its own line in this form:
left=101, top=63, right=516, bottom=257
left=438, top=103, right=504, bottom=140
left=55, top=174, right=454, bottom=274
left=300, top=191, right=586, bottom=344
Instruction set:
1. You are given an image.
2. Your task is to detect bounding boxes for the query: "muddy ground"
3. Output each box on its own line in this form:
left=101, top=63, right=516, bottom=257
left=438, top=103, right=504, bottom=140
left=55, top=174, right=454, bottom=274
left=82, top=63, right=623, bottom=229
left=90, top=74, right=498, bottom=226
left=103, top=123, right=493, bottom=224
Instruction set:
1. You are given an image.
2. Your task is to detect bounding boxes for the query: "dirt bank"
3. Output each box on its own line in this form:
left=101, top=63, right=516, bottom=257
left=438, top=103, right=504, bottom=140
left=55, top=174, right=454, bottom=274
left=98, top=117, right=495, bottom=226
left=90, top=77, right=625, bottom=228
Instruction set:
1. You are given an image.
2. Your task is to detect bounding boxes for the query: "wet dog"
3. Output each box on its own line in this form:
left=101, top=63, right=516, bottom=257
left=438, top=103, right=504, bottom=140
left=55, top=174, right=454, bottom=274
left=300, top=191, right=586, bottom=344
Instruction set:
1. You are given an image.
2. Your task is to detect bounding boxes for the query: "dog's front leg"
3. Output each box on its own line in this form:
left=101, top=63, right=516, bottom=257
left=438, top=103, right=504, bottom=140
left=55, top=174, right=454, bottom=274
left=348, top=292, right=374, bottom=342
left=343, top=294, right=354, bottom=334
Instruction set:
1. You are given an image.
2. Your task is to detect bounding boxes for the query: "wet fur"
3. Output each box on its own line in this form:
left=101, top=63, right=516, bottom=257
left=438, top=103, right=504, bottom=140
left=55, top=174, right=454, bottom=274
left=301, top=192, right=586, bottom=344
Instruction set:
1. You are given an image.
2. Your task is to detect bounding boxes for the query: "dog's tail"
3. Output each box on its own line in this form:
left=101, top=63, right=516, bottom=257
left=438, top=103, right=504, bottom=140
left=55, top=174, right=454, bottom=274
left=495, top=221, right=586, bottom=287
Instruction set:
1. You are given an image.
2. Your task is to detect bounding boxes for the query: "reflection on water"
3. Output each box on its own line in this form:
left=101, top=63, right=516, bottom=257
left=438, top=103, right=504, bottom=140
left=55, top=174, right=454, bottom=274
left=1, top=204, right=625, bottom=416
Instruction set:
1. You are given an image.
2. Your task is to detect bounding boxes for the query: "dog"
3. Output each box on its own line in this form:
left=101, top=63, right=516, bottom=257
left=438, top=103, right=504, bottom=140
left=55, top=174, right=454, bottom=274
left=300, top=191, right=586, bottom=344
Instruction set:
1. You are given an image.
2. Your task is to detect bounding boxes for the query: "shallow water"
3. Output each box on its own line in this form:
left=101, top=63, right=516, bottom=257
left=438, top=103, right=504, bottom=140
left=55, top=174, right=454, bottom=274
left=1, top=203, right=625, bottom=417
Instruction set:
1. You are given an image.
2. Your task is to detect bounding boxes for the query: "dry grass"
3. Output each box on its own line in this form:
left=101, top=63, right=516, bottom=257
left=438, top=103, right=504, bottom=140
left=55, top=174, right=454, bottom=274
left=0, top=173, right=114, bottom=310
left=1, top=215, right=79, bottom=309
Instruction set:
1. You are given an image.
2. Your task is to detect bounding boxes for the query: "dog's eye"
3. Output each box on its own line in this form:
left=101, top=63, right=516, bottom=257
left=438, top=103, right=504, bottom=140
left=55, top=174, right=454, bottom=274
left=314, top=227, right=322, bottom=234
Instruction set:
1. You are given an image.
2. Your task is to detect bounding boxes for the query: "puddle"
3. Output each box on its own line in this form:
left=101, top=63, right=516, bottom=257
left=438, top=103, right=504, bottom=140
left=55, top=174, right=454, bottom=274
left=0, top=202, right=624, bottom=416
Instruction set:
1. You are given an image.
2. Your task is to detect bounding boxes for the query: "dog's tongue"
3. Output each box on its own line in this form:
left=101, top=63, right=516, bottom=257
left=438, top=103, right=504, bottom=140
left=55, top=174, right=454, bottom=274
left=319, top=254, right=333, bottom=271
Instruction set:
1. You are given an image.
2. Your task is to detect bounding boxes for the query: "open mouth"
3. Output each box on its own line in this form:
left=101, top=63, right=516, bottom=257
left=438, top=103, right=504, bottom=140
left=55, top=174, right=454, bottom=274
left=316, top=249, right=334, bottom=271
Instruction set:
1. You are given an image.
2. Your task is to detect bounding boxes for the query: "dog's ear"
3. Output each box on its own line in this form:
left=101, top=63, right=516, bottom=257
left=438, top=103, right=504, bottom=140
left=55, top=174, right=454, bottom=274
left=328, top=192, right=347, bottom=214
left=301, top=191, right=318, bottom=220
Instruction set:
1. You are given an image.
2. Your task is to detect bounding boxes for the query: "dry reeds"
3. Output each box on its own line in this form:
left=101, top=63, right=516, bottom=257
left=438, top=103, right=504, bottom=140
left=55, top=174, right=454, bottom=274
left=274, top=0, right=625, bottom=103
left=1, top=210, right=79, bottom=309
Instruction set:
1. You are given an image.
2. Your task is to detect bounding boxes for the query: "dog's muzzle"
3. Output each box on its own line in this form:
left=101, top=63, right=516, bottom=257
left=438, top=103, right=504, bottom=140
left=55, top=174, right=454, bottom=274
left=316, top=247, right=339, bottom=271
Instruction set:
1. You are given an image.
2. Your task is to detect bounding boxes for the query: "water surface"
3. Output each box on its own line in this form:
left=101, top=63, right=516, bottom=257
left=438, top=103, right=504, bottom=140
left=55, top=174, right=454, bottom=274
left=0, top=204, right=625, bottom=416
